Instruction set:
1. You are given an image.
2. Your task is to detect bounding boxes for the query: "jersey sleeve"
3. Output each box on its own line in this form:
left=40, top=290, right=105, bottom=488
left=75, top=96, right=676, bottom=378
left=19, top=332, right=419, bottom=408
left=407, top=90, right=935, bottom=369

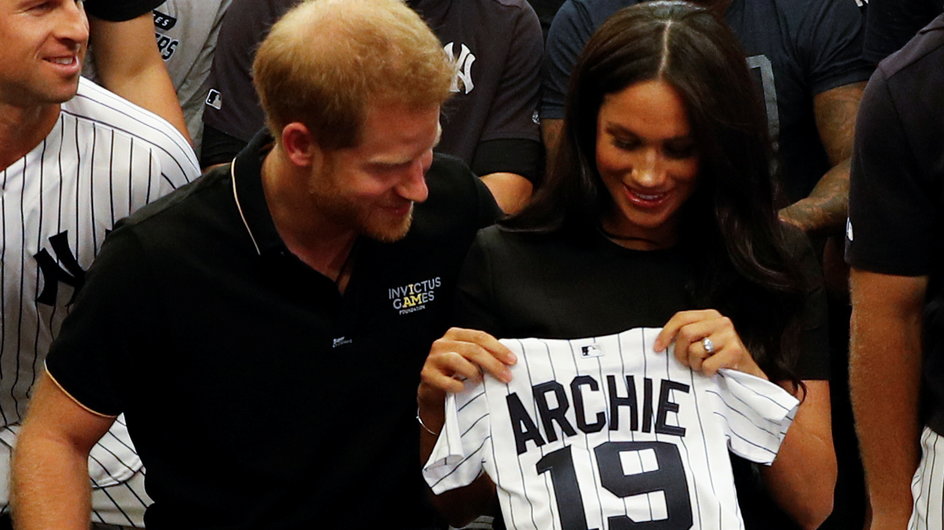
left=709, top=369, right=799, bottom=465
left=796, top=0, right=873, bottom=95
left=422, top=383, right=492, bottom=494
left=74, top=79, right=200, bottom=188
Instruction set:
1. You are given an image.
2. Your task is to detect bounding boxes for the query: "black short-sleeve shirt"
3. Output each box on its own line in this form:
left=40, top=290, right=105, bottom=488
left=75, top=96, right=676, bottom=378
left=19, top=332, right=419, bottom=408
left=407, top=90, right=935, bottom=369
left=846, top=14, right=944, bottom=434
left=45, top=132, right=500, bottom=528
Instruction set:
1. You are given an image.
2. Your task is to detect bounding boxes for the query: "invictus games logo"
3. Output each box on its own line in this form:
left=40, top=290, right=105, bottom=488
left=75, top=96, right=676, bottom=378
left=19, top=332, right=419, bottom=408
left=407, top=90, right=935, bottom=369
left=388, top=277, right=442, bottom=315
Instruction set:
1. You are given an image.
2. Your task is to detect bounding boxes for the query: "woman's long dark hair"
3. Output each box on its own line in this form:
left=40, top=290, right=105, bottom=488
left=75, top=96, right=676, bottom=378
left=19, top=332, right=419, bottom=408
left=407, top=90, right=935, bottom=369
left=506, top=1, right=811, bottom=387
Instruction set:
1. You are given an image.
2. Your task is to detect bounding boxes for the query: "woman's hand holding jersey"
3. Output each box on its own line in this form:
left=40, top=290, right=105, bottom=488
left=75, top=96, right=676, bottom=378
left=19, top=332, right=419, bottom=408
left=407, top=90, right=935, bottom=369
left=654, top=309, right=768, bottom=380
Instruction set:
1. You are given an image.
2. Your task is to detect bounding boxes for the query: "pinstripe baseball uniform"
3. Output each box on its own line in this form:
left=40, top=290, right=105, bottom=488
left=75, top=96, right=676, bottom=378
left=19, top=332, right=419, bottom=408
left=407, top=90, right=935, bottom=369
left=0, top=77, right=199, bottom=527
left=424, top=327, right=799, bottom=530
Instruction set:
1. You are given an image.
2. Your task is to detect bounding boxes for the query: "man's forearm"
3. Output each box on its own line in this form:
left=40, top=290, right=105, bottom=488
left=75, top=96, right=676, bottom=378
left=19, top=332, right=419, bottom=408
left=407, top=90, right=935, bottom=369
left=760, top=380, right=836, bottom=529
left=11, top=428, right=92, bottom=529
left=778, top=158, right=849, bottom=236
left=783, top=82, right=864, bottom=235
left=11, top=373, right=114, bottom=529
left=850, top=270, right=925, bottom=526
left=90, top=14, right=191, bottom=142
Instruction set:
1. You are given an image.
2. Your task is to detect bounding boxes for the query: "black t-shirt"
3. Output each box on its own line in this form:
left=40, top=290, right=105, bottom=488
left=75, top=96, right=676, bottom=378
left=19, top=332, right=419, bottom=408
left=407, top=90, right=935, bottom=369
left=45, top=132, right=500, bottom=528
left=846, top=14, right=944, bottom=434
left=455, top=224, right=829, bottom=529
left=83, top=0, right=165, bottom=21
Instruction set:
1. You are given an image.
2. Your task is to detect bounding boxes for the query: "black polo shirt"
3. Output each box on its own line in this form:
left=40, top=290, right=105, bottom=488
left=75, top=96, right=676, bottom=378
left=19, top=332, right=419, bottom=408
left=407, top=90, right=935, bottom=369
left=46, top=132, right=500, bottom=528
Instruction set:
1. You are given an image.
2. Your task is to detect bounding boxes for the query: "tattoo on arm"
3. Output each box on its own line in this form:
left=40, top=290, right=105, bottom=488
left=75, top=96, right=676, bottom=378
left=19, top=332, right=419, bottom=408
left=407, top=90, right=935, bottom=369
left=779, top=83, right=865, bottom=235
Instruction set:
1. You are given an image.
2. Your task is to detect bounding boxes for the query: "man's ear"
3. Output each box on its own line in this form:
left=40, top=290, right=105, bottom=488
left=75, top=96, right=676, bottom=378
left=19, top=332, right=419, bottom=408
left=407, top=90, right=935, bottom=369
left=280, top=122, right=323, bottom=168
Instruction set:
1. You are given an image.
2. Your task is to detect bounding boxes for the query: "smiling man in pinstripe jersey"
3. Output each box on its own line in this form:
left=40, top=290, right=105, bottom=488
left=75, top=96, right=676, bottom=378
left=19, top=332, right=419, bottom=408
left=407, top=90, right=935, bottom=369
left=0, top=0, right=199, bottom=527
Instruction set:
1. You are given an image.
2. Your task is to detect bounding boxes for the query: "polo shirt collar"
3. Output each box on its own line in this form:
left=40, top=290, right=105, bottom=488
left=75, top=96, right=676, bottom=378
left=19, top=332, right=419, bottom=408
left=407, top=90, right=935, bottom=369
left=231, top=129, right=285, bottom=257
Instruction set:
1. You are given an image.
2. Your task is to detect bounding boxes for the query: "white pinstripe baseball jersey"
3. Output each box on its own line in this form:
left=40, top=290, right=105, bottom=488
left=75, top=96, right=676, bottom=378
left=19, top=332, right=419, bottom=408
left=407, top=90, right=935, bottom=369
left=0, top=77, right=199, bottom=526
left=424, top=327, right=800, bottom=530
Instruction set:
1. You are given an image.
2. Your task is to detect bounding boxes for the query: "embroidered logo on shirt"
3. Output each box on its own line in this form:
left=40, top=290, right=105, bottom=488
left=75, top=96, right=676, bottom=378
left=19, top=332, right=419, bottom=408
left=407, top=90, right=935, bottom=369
left=34, top=231, right=86, bottom=306
left=388, top=277, right=442, bottom=315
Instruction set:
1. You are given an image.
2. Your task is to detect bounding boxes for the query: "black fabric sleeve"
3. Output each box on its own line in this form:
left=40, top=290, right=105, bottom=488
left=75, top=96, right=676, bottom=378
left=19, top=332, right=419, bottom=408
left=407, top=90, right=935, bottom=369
left=200, top=123, right=250, bottom=168
left=846, top=66, right=939, bottom=277
left=83, top=0, right=165, bottom=22
left=471, top=138, right=544, bottom=186
left=45, top=227, right=156, bottom=416
left=800, top=0, right=874, bottom=95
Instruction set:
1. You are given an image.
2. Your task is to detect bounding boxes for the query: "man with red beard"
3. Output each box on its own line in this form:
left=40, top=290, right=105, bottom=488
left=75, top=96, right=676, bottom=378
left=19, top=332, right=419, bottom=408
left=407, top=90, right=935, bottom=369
left=11, top=0, right=498, bottom=528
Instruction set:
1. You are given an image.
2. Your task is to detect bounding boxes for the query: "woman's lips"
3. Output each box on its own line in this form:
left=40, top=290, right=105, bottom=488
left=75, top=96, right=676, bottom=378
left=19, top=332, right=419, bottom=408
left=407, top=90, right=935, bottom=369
left=624, top=185, right=669, bottom=209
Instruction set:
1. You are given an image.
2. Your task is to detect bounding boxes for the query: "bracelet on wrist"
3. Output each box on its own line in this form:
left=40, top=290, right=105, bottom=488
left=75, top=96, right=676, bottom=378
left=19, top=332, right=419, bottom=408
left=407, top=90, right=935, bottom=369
left=416, top=407, right=439, bottom=436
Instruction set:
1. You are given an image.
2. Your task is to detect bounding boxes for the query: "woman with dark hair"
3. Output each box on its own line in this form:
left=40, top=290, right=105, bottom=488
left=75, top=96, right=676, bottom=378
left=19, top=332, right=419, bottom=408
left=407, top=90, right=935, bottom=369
left=418, top=1, right=835, bottom=528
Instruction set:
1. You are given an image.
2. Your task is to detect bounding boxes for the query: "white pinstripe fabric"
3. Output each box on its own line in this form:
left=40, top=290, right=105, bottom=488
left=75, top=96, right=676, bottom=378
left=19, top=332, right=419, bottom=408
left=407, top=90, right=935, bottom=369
left=0, top=77, right=198, bottom=526
left=424, top=327, right=799, bottom=530
left=909, top=427, right=944, bottom=530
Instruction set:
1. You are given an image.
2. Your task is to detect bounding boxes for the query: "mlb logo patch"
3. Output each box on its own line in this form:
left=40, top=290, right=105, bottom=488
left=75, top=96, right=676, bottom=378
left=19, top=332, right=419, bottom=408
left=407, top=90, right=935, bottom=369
left=205, top=89, right=223, bottom=110
left=580, top=343, right=605, bottom=358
